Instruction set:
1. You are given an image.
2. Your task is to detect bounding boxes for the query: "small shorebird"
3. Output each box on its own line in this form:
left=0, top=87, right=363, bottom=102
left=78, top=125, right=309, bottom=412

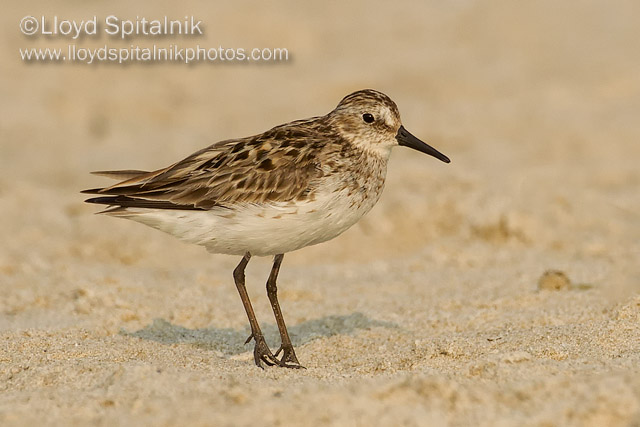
left=83, top=89, right=450, bottom=368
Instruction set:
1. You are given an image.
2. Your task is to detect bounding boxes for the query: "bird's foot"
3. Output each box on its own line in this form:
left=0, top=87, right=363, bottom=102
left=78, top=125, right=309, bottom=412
left=274, top=344, right=305, bottom=369
left=245, top=333, right=280, bottom=369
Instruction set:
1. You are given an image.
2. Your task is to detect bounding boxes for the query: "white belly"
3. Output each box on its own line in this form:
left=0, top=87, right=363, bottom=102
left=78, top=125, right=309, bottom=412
left=115, top=186, right=382, bottom=256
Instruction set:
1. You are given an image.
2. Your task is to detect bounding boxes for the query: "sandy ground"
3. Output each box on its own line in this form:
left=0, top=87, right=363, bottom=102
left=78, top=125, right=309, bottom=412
left=1, top=1, right=639, bottom=426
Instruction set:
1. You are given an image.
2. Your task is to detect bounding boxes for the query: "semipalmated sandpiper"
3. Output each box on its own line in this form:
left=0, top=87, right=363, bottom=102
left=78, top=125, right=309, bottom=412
left=83, top=89, right=450, bottom=368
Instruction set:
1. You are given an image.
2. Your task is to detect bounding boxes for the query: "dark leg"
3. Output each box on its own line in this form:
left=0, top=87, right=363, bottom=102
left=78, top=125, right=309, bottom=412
left=233, top=252, right=279, bottom=368
left=266, top=254, right=304, bottom=368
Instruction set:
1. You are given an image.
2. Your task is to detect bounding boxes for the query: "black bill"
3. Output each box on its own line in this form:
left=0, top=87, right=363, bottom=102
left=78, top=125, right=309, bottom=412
left=396, top=125, right=450, bottom=163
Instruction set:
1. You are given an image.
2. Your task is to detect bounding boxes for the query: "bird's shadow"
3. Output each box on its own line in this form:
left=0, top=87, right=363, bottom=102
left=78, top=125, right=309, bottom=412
left=121, top=312, right=398, bottom=356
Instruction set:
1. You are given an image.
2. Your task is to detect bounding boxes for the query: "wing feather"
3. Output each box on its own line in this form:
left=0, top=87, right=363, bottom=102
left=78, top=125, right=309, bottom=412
left=90, top=170, right=150, bottom=180
left=83, top=119, right=332, bottom=210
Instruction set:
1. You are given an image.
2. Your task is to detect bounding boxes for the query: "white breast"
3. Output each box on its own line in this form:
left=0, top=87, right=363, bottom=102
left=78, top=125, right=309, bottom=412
left=111, top=149, right=389, bottom=256
left=118, top=181, right=382, bottom=257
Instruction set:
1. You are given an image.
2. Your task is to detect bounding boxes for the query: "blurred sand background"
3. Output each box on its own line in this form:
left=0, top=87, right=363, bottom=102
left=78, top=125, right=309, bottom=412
left=1, top=1, right=639, bottom=425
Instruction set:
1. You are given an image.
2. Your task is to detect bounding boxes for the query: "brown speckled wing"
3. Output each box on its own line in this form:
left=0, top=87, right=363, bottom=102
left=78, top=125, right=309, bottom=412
left=83, top=119, right=332, bottom=210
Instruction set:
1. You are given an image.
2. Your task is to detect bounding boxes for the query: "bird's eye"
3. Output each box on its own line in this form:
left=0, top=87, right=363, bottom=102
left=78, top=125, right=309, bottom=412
left=362, top=113, right=375, bottom=123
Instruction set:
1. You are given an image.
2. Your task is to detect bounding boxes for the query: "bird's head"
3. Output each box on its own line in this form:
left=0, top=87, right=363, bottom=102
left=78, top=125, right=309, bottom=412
left=329, top=89, right=450, bottom=163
